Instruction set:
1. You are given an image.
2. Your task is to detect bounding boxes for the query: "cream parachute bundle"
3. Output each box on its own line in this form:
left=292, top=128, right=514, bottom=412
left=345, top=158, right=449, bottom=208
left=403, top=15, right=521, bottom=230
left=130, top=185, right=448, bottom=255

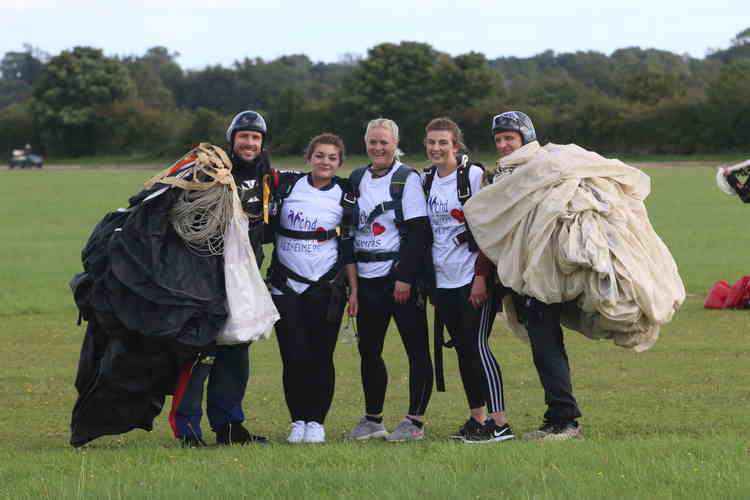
left=464, top=142, right=685, bottom=352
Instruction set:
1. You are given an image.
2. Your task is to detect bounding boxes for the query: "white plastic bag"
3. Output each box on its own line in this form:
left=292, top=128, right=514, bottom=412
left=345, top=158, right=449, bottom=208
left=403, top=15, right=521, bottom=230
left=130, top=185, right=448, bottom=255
left=216, top=193, right=280, bottom=345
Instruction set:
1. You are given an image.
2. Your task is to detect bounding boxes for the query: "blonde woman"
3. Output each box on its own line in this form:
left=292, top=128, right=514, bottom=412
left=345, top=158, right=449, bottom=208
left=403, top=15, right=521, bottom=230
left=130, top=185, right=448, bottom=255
left=344, top=118, right=434, bottom=442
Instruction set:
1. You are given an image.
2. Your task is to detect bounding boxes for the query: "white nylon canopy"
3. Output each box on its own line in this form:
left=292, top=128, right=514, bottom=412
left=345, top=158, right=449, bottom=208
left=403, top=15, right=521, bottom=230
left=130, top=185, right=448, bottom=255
left=464, top=141, right=685, bottom=352
left=216, top=191, right=280, bottom=345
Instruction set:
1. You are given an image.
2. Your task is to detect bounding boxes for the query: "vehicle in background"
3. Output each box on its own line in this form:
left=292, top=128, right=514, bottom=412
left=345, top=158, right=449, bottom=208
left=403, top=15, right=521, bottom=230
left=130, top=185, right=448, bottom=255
left=8, top=147, right=43, bottom=169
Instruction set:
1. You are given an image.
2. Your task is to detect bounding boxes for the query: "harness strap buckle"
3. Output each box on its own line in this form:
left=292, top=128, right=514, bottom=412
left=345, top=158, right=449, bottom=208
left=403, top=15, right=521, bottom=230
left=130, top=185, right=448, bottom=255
left=452, top=231, right=469, bottom=247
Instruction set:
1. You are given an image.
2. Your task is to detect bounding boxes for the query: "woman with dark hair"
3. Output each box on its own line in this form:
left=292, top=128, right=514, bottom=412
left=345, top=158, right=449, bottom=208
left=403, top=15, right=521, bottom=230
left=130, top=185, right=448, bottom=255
left=423, top=117, right=513, bottom=443
left=268, top=133, right=357, bottom=443
left=344, top=118, right=434, bottom=442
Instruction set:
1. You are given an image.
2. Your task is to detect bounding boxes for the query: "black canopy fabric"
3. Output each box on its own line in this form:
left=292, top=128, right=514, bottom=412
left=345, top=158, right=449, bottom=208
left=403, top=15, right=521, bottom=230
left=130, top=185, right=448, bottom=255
left=70, top=186, right=227, bottom=447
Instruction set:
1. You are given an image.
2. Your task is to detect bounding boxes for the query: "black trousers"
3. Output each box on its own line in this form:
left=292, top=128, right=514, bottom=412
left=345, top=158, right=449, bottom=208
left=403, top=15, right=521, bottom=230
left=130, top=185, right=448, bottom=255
left=356, top=276, right=433, bottom=416
left=433, top=283, right=506, bottom=413
left=514, top=293, right=582, bottom=424
left=273, top=284, right=344, bottom=424
left=172, top=343, right=250, bottom=437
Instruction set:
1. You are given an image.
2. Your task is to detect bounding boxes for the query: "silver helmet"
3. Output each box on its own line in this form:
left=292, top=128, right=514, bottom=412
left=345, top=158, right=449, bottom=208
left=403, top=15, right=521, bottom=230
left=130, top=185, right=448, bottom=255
left=491, top=111, right=536, bottom=145
left=226, top=110, right=267, bottom=148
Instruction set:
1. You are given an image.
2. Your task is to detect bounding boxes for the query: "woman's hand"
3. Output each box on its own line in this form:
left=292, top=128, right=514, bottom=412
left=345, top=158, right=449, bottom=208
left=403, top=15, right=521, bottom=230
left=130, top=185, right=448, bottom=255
left=393, top=280, right=412, bottom=304
left=469, top=275, right=488, bottom=309
left=345, top=264, right=358, bottom=316
left=347, top=289, right=359, bottom=317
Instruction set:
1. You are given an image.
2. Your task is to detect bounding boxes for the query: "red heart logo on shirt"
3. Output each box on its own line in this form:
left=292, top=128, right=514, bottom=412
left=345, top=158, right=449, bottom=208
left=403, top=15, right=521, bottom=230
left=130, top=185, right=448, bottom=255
left=450, top=208, right=465, bottom=223
left=372, top=222, right=386, bottom=236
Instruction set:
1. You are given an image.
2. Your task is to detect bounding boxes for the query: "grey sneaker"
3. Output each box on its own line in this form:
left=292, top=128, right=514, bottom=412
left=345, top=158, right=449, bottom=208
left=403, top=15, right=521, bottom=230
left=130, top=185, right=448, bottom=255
left=344, top=416, right=388, bottom=440
left=385, top=419, right=424, bottom=442
left=522, top=421, right=583, bottom=441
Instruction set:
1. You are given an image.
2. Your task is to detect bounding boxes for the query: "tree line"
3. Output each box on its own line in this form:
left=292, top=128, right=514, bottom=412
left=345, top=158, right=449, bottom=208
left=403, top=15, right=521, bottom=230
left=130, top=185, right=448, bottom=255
left=1, top=28, right=749, bottom=160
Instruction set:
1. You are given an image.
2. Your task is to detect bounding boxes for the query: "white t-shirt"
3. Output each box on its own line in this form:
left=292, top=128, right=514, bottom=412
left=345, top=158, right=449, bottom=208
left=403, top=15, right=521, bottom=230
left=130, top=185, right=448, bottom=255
left=354, top=163, right=427, bottom=278
left=427, top=165, right=483, bottom=289
left=273, top=175, right=342, bottom=294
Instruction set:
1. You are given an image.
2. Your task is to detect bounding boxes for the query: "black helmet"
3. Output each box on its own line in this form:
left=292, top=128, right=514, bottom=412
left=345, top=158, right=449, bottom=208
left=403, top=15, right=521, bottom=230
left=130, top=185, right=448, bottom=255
left=226, top=110, right=267, bottom=148
left=491, top=111, right=536, bottom=145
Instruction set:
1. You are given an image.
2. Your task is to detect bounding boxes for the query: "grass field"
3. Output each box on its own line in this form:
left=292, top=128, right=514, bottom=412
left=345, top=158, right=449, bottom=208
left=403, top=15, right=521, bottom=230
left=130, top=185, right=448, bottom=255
left=1, top=161, right=748, bottom=499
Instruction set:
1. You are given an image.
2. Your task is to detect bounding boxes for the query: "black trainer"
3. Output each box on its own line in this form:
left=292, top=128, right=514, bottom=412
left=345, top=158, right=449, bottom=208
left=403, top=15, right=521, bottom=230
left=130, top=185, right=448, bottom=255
left=180, top=434, right=208, bottom=448
left=462, top=420, right=515, bottom=443
left=215, top=423, right=269, bottom=445
left=451, top=417, right=485, bottom=440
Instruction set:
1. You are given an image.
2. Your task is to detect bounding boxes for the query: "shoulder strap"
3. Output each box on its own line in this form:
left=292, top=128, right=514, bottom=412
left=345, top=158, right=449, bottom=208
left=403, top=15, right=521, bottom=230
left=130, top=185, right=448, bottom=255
left=349, top=166, right=368, bottom=198
left=349, top=166, right=368, bottom=231
left=335, top=176, right=355, bottom=240
left=455, top=159, right=484, bottom=251
left=335, top=175, right=354, bottom=199
left=271, top=172, right=305, bottom=230
left=389, top=164, right=416, bottom=224
left=422, top=159, right=482, bottom=207
left=456, top=156, right=485, bottom=206
left=276, top=171, right=304, bottom=201
left=456, top=165, right=471, bottom=207
left=422, top=166, right=436, bottom=199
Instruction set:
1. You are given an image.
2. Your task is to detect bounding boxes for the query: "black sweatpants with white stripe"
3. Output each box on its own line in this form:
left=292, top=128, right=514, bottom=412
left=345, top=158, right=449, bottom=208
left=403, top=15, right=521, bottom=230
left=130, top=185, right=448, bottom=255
left=433, top=283, right=506, bottom=413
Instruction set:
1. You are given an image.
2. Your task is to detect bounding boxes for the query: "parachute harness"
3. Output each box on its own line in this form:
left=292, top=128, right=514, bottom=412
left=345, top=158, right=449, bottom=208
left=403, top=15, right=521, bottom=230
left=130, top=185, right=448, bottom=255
left=716, top=158, right=750, bottom=199
left=144, top=143, right=237, bottom=256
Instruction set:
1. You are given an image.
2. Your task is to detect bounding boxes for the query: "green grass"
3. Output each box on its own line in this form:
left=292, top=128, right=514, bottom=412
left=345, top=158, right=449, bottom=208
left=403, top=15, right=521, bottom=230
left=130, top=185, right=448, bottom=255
left=615, top=152, right=750, bottom=163
left=44, top=153, right=166, bottom=167
left=0, top=164, right=748, bottom=499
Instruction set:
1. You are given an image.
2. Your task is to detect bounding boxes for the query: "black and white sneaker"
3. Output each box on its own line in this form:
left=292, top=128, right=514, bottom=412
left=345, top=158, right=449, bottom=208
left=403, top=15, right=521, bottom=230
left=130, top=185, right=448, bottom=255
left=451, top=417, right=485, bottom=440
left=462, top=421, right=515, bottom=443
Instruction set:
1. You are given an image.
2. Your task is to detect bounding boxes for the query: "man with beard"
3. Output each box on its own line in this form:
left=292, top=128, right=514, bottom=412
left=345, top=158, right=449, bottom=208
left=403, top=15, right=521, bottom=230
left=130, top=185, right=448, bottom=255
left=171, top=111, right=275, bottom=447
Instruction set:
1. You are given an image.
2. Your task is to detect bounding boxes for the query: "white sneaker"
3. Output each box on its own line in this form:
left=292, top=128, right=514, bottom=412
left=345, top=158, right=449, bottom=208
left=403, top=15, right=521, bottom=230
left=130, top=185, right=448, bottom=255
left=304, top=421, right=325, bottom=443
left=287, top=420, right=306, bottom=443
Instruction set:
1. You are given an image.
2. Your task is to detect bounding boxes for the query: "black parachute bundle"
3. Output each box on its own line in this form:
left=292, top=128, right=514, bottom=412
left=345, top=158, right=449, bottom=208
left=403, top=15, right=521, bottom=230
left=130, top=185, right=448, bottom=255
left=69, top=145, right=234, bottom=447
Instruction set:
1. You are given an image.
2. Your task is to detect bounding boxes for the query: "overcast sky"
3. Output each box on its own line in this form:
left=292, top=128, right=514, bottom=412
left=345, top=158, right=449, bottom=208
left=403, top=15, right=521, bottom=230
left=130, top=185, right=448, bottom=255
left=2, top=0, right=748, bottom=69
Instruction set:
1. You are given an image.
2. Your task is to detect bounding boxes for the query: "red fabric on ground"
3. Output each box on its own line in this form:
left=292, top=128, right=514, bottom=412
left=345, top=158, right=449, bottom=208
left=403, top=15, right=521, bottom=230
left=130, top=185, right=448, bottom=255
left=704, top=276, right=750, bottom=309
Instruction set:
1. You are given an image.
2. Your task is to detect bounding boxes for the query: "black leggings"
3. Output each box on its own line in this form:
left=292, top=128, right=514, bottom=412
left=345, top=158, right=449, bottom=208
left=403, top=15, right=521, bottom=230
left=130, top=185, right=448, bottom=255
left=273, top=285, right=344, bottom=424
left=356, top=276, right=433, bottom=416
left=433, top=283, right=506, bottom=413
